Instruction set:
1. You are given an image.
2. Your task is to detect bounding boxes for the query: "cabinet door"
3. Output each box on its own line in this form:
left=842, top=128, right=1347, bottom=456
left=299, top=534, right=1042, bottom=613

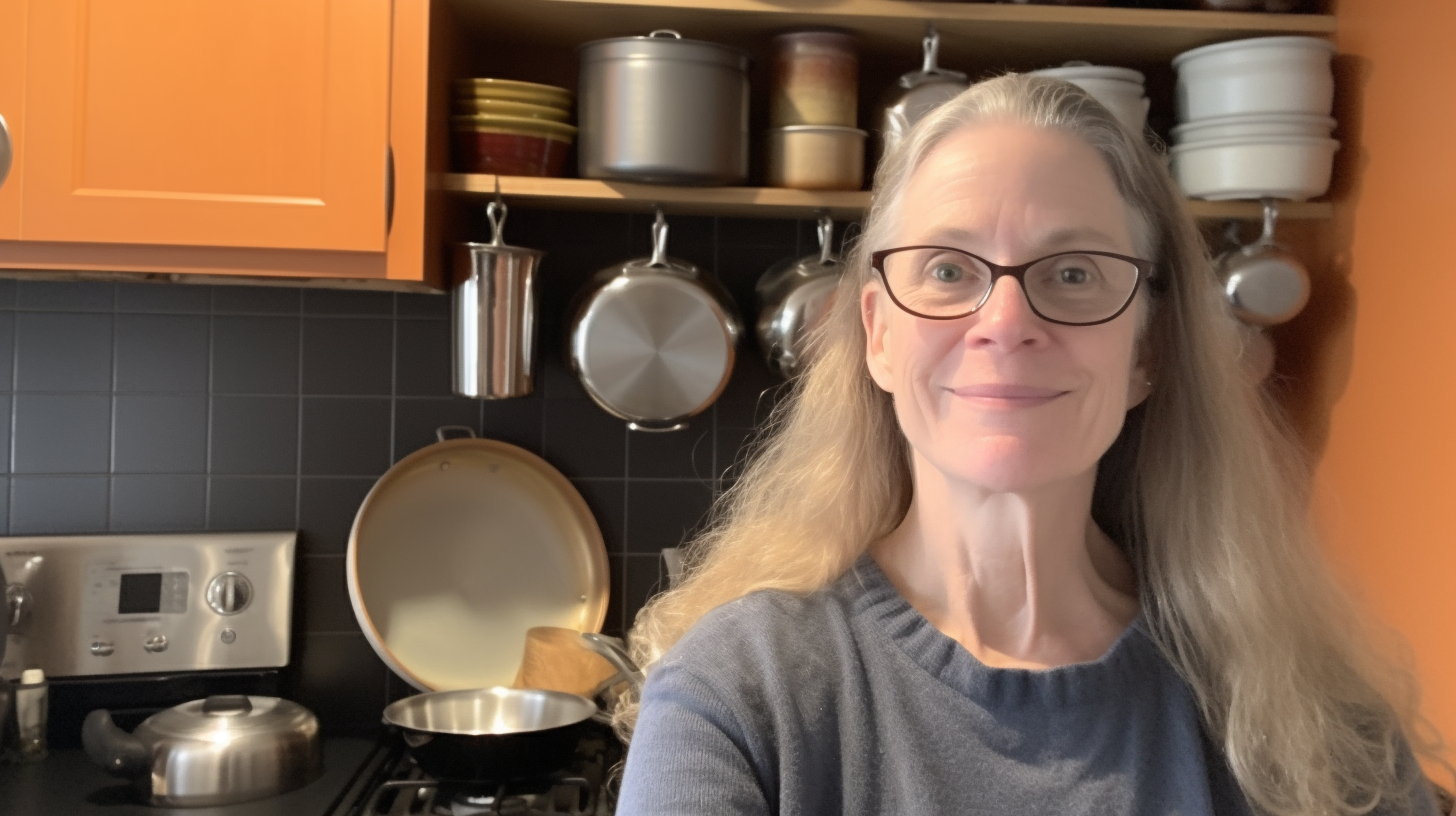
left=21, top=0, right=390, bottom=252
left=0, top=0, right=25, bottom=240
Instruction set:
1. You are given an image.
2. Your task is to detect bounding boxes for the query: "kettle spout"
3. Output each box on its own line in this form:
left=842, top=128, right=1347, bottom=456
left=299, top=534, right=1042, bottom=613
left=82, top=709, right=151, bottom=780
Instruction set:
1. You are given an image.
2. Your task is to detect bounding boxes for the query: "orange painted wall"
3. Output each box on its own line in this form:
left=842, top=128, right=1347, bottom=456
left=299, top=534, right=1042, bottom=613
left=1319, top=0, right=1456, bottom=754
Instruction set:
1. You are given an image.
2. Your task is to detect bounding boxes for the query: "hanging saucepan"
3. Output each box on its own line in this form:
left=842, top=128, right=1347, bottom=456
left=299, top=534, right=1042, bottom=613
left=380, top=633, right=642, bottom=781
left=568, top=210, right=741, bottom=431
left=756, top=214, right=844, bottom=378
left=1218, top=199, right=1310, bottom=327
left=879, top=24, right=968, bottom=158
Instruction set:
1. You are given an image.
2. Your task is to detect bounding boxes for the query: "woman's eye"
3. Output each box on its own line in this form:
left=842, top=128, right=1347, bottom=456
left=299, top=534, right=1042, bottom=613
left=1057, top=266, right=1092, bottom=285
left=930, top=263, right=964, bottom=283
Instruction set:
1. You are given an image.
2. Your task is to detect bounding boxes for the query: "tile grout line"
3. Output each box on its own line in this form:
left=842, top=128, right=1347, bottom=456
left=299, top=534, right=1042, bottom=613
left=389, top=294, right=398, bottom=465
left=6, top=303, right=15, bottom=535
left=203, top=306, right=215, bottom=530
left=293, top=294, right=304, bottom=533
left=105, top=286, right=118, bottom=532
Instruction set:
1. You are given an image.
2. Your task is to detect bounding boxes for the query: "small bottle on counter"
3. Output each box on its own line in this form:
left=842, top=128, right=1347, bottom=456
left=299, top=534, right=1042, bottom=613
left=13, top=668, right=47, bottom=762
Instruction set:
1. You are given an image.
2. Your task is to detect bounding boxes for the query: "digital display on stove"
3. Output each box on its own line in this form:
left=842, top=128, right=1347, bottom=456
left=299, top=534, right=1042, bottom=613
left=118, top=572, right=163, bottom=614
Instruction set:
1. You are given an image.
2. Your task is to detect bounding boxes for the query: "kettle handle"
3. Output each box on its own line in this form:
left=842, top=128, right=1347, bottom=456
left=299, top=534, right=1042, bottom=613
left=82, top=709, right=151, bottom=780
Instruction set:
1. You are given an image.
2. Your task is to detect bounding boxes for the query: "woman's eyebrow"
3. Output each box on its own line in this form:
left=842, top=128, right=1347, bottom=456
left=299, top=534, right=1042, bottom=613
left=914, top=225, right=1125, bottom=249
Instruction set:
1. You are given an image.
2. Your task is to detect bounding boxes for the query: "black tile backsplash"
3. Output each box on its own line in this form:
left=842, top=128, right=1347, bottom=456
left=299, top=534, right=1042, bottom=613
left=16, top=312, right=112, bottom=391
left=0, top=209, right=817, bottom=732
left=115, top=314, right=209, bottom=391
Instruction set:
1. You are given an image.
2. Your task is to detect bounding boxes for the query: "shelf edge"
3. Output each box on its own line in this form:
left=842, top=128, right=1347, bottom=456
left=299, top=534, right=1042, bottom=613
left=444, top=174, right=1334, bottom=221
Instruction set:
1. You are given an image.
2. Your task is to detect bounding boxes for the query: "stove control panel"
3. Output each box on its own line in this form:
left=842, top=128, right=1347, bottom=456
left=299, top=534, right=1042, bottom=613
left=1, top=532, right=295, bottom=680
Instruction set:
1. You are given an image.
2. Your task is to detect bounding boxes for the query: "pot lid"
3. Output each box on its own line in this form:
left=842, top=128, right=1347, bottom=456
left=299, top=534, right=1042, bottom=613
left=578, top=29, right=749, bottom=70
left=1029, top=62, right=1145, bottom=84
left=140, top=696, right=316, bottom=742
left=348, top=430, right=609, bottom=691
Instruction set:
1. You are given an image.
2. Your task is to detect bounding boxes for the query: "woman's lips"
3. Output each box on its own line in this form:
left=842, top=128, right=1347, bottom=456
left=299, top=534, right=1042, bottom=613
left=949, top=383, right=1069, bottom=407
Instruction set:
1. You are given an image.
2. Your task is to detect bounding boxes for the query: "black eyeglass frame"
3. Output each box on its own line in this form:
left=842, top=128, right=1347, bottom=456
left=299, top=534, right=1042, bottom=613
left=869, top=245, right=1158, bottom=327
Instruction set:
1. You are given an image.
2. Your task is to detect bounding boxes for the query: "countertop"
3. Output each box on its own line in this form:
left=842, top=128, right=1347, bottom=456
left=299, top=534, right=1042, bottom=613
left=0, top=737, right=377, bottom=816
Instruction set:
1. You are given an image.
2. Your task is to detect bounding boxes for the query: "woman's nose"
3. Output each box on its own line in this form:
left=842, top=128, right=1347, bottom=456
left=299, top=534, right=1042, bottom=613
left=965, top=276, right=1049, bottom=349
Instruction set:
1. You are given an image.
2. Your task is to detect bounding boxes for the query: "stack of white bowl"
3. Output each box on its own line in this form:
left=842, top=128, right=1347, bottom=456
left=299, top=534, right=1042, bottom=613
left=1170, top=36, right=1338, bottom=201
left=1029, top=62, right=1149, bottom=136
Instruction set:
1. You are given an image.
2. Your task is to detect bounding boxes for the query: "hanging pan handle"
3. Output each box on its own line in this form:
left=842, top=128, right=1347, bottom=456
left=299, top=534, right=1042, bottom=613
left=435, top=425, right=478, bottom=443
left=817, top=214, right=836, bottom=266
left=647, top=208, right=670, bottom=268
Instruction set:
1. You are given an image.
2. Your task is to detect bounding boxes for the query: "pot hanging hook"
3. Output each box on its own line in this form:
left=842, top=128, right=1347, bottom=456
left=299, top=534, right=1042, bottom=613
left=486, top=177, right=508, bottom=247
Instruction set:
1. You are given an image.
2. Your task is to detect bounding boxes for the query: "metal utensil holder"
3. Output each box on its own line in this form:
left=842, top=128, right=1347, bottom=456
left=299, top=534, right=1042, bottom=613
left=452, top=192, right=544, bottom=399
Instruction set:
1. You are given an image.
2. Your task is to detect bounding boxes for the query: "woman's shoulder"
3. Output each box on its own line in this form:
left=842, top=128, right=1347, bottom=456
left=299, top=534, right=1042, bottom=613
left=650, top=564, right=874, bottom=691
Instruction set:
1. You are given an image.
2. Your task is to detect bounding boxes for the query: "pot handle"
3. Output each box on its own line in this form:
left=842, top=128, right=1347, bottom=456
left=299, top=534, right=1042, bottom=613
left=82, top=709, right=151, bottom=779
left=921, top=24, right=941, bottom=74
left=580, top=632, right=644, bottom=696
left=647, top=208, right=670, bottom=268
left=1255, top=198, right=1281, bottom=248
left=435, top=425, right=478, bottom=443
left=647, top=29, right=682, bottom=39
left=817, top=214, right=835, bottom=266
left=627, top=419, right=687, bottom=433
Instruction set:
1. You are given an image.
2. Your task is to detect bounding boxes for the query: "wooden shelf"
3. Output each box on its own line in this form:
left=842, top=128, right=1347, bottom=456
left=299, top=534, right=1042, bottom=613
left=450, top=0, right=1334, bottom=69
left=443, top=174, right=1333, bottom=221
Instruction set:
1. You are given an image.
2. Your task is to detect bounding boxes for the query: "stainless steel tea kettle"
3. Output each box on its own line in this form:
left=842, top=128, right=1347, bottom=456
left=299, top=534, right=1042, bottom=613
left=83, top=695, right=321, bottom=807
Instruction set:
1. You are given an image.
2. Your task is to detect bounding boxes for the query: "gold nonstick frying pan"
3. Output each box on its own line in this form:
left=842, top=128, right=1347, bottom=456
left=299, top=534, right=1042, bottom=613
left=347, top=427, right=609, bottom=691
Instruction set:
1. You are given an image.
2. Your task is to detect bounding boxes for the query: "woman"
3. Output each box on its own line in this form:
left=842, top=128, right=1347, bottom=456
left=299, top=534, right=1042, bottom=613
left=615, top=74, right=1444, bottom=815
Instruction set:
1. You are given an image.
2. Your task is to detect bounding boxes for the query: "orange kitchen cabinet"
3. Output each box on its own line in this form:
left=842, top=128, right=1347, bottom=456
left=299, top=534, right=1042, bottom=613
left=0, top=0, right=25, bottom=240
left=18, top=0, right=390, bottom=253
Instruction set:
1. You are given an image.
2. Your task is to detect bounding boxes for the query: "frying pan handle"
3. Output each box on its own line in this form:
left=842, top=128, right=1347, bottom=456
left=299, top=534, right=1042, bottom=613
left=435, top=425, right=477, bottom=442
left=647, top=208, right=670, bottom=268
left=1256, top=198, right=1280, bottom=247
left=580, top=632, right=644, bottom=696
left=817, top=214, right=835, bottom=266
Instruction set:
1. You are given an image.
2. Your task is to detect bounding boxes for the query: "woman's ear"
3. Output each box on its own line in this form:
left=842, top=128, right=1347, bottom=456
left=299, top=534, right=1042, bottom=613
left=1127, top=334, right=1154, bottom=409
left=862, top=283, right=895, bottom=393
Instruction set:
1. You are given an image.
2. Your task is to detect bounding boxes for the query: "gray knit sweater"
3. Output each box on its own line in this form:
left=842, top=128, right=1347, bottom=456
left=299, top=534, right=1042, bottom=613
left=618, top=554, right=1437, bottom=815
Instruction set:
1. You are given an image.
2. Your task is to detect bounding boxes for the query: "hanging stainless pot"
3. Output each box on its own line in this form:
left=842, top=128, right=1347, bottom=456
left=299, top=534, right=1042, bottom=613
left=453, top=191, right=544, bottom=399
left=568, top=210, right=741, bottom=432
left=82, top=696, right=321, bottom=807
left=880, top=24, right=968, bottom=158
left=1219, top=199, right=1310, bottom=326
left=756, top=214, right=844, bottom=378
left=578, top=30, right=749, bottom=185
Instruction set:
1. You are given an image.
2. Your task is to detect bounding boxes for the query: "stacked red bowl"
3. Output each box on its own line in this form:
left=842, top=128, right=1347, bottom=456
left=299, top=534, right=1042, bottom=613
left=451, top=79, right=577, bottom=177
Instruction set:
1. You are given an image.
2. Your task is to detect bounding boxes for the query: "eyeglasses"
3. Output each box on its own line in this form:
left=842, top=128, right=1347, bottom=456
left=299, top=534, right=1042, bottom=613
left=870, top=246, right=1156, bottom=326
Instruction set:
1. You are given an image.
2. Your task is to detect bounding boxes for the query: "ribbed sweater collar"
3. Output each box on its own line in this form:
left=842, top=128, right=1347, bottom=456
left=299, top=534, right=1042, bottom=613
left=842, top=552, right=1160, bottom=707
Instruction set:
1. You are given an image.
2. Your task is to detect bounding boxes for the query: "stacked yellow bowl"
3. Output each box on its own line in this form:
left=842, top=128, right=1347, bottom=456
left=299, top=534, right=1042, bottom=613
left=451, top=79, right=577, bottom=177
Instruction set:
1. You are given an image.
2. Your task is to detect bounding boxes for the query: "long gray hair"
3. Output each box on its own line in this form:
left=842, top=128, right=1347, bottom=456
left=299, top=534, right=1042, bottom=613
left=621, top=73, right=1437, bottom=816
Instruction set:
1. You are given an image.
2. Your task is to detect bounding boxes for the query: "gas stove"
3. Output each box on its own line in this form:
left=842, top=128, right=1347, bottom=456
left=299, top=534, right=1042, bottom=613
left=330, top=721, right=622, bottom=816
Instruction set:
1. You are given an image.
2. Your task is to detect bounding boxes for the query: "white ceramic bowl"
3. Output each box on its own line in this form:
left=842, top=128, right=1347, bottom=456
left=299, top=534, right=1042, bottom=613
left=1171, top=113, right=1335, bottom=143
left=1029, top=65, right=1149, bottom=133
left=1173, top=36, right=1335, bottom=120
left=1170, top=135, right=1339, bottom=201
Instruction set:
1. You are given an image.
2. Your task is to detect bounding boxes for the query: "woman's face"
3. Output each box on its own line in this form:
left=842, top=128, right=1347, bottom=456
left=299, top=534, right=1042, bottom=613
left=862, top=122, right=1151, bottom=493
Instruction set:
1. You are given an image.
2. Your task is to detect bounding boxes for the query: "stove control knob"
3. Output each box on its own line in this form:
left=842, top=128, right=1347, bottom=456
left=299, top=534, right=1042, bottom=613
left=90, top=640, right=115, bottom=657
left=144, top=634, right=168, bottom=653
left=206, top=572, right=253, bottom=616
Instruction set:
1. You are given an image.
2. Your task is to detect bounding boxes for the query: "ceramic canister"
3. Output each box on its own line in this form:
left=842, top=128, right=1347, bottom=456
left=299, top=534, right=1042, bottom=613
left=771, top=31, right=858, bottom=127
